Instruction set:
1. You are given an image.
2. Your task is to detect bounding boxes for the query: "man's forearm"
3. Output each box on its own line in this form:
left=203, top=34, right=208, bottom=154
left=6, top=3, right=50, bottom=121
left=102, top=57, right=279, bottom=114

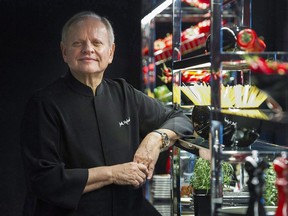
left=83, top=166, right=113, bottom=193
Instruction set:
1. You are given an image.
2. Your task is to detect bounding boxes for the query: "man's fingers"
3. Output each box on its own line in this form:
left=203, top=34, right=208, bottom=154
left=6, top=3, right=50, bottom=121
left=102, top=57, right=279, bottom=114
left=147, top=165, right=155, bottom=179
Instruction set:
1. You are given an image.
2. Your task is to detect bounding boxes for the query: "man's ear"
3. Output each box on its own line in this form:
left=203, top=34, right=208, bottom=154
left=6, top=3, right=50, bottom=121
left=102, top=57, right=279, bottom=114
left=108, top=43, right=115, bottom=64
left=60, top=42, right=68, bottom=63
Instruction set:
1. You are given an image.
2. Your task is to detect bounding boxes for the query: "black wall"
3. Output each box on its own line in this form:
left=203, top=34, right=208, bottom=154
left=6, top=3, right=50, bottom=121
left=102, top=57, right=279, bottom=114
left=252, top=0, right=288, bottom=51
left=0, top=1, right=141, bottom=215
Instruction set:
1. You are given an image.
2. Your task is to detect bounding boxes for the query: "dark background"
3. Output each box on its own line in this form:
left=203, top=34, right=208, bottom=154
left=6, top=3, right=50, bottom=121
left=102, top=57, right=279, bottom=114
left=0, top=0, right=287, bottom=215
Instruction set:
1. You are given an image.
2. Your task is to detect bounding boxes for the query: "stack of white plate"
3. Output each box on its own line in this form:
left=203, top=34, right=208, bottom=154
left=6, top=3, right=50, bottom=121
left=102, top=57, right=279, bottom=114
left=151, top=174, right=171, bottom=199
left=151, top=174, right=171, bottom=216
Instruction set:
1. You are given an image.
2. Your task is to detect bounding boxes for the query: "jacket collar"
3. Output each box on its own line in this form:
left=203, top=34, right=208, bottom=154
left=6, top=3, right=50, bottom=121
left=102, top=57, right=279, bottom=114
left=64, top=70, right=104, bottom=96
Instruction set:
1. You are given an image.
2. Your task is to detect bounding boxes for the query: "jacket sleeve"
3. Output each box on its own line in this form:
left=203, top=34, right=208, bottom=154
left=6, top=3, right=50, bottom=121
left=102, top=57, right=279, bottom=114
left=131, top=86, right=194, bottom=137
left=20, top=95, right=88, bottom=210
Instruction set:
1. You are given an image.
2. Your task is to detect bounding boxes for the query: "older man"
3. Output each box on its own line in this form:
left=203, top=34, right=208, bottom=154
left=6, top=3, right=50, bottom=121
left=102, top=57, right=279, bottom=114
left=21, top=11, right=194, bottom=216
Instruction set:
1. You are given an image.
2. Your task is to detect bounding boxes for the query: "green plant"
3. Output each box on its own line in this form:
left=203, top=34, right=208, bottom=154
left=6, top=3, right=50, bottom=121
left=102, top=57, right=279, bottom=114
left=190, top=157, right=234, bottom=191
left=264, top=163, right=277, bottom=206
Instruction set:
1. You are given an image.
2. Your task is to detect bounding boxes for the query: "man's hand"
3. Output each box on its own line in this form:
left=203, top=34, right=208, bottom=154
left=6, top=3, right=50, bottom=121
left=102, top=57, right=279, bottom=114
left=111, top=162, right=149, bottom=188
left=84, top=162, right=149, bottom=193
left=133, top=132, right=162, bottom=179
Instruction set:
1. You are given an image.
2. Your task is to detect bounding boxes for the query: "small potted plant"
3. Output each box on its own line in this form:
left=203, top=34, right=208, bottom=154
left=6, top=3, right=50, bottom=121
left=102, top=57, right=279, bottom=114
left=264, top=162, right=277, bottom=206
left=190, top=157, right=234, bottom=216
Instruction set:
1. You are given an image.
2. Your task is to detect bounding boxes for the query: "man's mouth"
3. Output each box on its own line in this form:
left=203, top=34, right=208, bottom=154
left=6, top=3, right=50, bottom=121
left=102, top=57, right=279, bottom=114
left=79, top=57, right=97, bottom=61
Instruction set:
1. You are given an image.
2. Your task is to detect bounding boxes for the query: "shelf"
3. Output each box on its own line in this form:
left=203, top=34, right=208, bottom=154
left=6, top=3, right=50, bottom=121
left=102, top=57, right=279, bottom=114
left=173, top=51, right=288, bottom=71
left=154, top=34, right=207, bottom=65
left=218, top=109, right=288, bottom=124
left=155, top=6, right=210, bottom=23
left=167, top=0, right=288, bottom=215
left=155, top=6, right=236, bottom=23
left=142, top=2, right=238, bottom=66
left=177, top=136, right=209, bottom=151
left=174, top=53, right=210, bottom=70
left=178, top=137, right=288, bottom=160
left=178, top=108, right=288, bottom=154
left=221, top=140, right=288, bottom=162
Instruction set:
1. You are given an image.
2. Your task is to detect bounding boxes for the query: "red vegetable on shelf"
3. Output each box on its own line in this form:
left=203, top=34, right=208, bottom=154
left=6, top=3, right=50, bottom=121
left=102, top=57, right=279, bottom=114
left=250, top=57, right=274, bottom=74
left=197, top=19, right=211, bottom=34
left=154, top=39, right=166, bottom=52
left=237, top=28, right=266, bottom=52
left=244, top=55, right=288, bottom=75
left=182, top=0, right=210, bottom=9
left=159, top=64, right=212, bottom=84
left=163, top=33, right=173, bottom=48
left=277, top=63, right=288, bottom=75
left=159, top=63, right=172, bottom=83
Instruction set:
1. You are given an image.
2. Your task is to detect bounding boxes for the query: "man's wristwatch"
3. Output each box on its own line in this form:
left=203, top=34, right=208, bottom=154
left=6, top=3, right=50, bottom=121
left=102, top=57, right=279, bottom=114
left=153, top=130, right=170, bottom=150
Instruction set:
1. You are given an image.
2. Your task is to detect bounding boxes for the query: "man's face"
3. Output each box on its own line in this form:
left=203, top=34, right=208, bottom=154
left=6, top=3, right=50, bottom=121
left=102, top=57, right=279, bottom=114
left=61, top=17, right=115, bottom=76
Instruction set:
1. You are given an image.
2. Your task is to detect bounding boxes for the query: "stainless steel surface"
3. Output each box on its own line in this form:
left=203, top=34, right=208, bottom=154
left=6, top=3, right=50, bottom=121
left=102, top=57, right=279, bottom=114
left=218, top=206, right=277, bottom=216
left=168, top=0, right=288, bottom=215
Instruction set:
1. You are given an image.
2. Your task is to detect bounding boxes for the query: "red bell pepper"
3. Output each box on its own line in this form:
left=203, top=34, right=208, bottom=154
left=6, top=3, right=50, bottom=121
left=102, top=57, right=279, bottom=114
left=237, top=28, right=266, bottom=52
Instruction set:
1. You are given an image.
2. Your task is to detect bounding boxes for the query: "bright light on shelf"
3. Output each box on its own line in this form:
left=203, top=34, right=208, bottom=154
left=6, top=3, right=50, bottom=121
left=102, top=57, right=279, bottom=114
left=141, top=0, right=173, bottom=26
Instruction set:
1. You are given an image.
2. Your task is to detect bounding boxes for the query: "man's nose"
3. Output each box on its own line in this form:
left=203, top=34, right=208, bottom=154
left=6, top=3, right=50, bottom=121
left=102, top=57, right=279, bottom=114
left=82, top=42, right=94, bottom=53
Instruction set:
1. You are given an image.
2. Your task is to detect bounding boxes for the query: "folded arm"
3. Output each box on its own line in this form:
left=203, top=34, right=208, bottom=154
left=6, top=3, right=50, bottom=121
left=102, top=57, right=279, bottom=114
left=133, top=129, right=179, bottom=179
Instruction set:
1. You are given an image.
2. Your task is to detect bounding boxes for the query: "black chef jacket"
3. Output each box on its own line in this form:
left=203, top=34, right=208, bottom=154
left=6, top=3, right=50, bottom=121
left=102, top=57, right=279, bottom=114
left=21, top=71, right=194, bottom=216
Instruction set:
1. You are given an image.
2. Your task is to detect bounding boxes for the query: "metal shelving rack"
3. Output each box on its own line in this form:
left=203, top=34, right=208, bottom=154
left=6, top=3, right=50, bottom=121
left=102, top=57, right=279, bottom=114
left=171, top=0, right=288, bottom=215
left=141, top=0, right=210, bottom=94
left=141, top=2, right=214, bottom=215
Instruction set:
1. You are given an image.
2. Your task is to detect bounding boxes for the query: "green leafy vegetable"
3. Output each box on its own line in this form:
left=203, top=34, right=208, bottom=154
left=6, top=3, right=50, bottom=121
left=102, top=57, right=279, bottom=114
left=264, top=163, right=277, bottom=206
left=190, top=157, right=234, bottom=191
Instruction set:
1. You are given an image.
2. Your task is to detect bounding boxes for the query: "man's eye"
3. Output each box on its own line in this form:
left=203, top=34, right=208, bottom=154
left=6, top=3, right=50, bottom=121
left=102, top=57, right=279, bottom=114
left=72, top=42, right=81, bottom=47
left=93, top=41, right=102, bottom=46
